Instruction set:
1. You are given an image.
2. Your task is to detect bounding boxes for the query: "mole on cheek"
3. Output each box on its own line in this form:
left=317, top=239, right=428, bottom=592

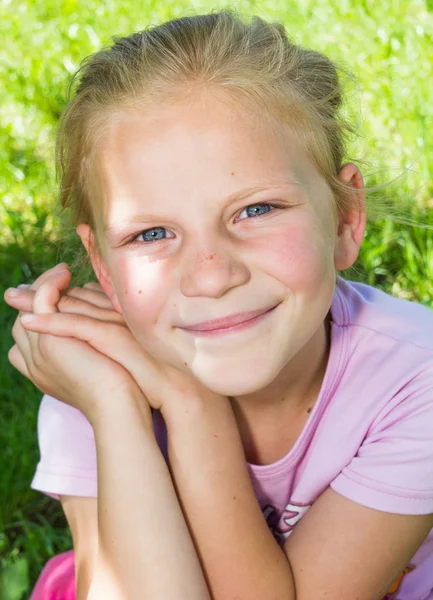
left=138, top=290, right=142, bottom=294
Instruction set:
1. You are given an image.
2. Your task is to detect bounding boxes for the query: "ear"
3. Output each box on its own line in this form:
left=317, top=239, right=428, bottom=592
left=334, top=162, right=367, bottom=271
left=76, top=224, right=123, bottom=313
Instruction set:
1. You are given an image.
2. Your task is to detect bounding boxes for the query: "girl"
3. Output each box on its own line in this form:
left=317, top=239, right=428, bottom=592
left=5, top=9, right=433, bottom=600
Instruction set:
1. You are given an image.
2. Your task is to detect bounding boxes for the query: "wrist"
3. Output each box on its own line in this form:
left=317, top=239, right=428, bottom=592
left=90, top=387, right=154, bottom=434
left=162, top=390, right=234, bottom=435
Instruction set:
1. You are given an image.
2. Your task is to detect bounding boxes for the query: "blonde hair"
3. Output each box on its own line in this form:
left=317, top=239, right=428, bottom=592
left=57, top=8, right=357, bottom=268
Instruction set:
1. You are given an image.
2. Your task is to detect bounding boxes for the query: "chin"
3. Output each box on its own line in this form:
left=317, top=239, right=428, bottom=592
left=188, top=351, right=284, bottom=397
left=196, top=369, right=275, bottom=398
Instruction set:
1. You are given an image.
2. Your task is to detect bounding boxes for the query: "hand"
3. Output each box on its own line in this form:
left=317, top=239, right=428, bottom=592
left=5, top=263, right=125, bottom=323
left=5, top=264, right=153, bottom=426
left=5, top=264, right=225, bottom=423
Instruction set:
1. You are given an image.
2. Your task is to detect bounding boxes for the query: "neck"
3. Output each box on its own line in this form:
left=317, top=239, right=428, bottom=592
left=229, top=315, right=331, bottom=455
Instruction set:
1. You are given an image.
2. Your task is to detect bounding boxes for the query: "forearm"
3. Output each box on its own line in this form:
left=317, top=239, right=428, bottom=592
left=89, top=392, right=210, bottom=600
left=164, top=397, right=296, bottom=600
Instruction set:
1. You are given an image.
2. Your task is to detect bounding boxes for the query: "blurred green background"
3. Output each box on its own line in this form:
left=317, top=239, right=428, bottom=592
left=1, top=0, right=433, bottom=597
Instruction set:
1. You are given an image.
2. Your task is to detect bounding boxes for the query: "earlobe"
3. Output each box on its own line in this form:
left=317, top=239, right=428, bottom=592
left=334, top=163, right=367, bottom=271
left=76, top=224, right=123, bottom=313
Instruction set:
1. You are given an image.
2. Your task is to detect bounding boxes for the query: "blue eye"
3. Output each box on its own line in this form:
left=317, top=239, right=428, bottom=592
left=133, top=227, right=169, bottom=243
left=127, top=202, right=279, bottom=246
left=237, top=203, right=275, bottom=220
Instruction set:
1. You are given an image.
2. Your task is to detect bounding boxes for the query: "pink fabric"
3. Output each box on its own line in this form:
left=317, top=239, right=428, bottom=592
left=30, top=550, right=75, bottom=600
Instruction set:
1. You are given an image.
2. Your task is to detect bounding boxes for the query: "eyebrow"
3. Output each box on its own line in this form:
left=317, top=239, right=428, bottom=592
left=104, top=177, right=300, bottom=235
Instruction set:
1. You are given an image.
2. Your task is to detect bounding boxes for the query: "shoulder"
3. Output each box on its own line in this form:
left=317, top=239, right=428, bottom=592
left=319, top=285, right=433, bottom=516
left=332, top=277, right=433, bottom=353
left=323, top=279, right=433, bottom=462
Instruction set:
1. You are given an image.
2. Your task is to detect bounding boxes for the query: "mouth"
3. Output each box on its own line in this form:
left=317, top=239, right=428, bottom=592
left=179, top=304, right=280, bottom=337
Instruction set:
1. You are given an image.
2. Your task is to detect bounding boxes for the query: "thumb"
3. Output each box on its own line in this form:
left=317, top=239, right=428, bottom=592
left=33, top=269, right=72, bottom=315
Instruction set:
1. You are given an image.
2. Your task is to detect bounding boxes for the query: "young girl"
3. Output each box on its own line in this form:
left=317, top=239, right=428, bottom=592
left=5, top=9, right=433, bottom=600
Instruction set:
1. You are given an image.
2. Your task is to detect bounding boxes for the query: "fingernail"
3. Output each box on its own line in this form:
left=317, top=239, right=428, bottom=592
left=17, top=284, right=30, bottom=289
left=48, top=269, right=69, bottom=279
left=21, top=314, right=34, bottom=323
left=5, top=288, right=19, bottom=296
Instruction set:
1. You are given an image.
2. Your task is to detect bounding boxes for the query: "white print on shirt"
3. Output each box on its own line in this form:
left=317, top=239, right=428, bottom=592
left=262, top=500, right=312, bottom=545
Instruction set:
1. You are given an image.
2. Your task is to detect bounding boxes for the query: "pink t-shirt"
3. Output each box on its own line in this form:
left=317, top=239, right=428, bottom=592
left=31, top=277, right=433, bottom=599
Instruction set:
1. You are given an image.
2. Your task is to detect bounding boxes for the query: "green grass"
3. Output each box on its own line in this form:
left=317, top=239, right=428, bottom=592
left=1, top=0, right=433, bottom=597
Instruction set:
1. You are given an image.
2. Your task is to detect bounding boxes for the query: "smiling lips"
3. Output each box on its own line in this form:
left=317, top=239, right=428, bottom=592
left=181, top=304, right=278, bottom=332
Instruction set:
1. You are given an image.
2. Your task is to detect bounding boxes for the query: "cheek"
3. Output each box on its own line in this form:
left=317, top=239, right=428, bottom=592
left=255, top=223, right=335, bottom=288
left=110, top=255, right=171, bottom=330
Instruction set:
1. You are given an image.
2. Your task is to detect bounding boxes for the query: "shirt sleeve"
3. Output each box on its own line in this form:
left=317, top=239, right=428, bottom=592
left=331, top=370, right=433, bottom=515
left=30, top=395, right=169, bottom=501
left=30, top=394, right=98, bottom=500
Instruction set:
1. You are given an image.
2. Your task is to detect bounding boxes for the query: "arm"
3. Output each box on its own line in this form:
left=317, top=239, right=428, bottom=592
left=86, top=393, right=211, bottom=600
left=6, top=270, right=210, bottom=600
left=163, top=397, right=295, bottom=600
left=59, top=495, right=98, bottom=600
left=164, top=397, right=433, bottom=600
left=284, top=487, right=433, bottom=599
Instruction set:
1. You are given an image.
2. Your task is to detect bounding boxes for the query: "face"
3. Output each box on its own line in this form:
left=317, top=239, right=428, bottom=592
left=80, top=92, right=364, bottom=397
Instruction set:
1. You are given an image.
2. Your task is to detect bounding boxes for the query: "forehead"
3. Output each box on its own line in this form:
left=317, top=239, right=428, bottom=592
left=94, top=93, right=324, bottom=222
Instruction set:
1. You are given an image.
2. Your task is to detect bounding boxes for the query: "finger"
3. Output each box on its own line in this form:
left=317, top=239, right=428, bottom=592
left=25, top=271, right=73, bottom=359
left=11, top=316, right=33, bottom=376
left=4, top=264, right=71, bottom=306
left=8, top=344, right=32, bottom=380
left=83, top=282, right=104, bottom=292
left=26, top=263, right=70, bottom=292
left=6, top=288, right=124, bottom=323
left=12, top=314, right=32, bottom=352
left=33, top=270, right=72, bottom=315
left=5, top=285, right=113, bottom=313
left=20, top=312, right=159, bottom=394
left=66, top=286, right=115, bottom=310
left=5, top=289, right=37, bottom=312
left=59, top=291, right=124, bottom=321
left=4, top=286, right=35, bottom=307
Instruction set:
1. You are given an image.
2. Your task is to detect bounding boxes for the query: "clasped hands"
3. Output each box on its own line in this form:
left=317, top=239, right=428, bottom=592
left=5, top=263, right=225, bottom=427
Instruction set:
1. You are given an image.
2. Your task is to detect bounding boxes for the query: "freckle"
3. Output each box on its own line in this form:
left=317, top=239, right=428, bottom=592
left=306, top=407, right=312, bottom=413
left=138, top=289, right=142, bottom=294
left=184, top=362, right=188, bottom=366
left=213, top=434, right=219, bottom=438
left=231, top=172, right=235, bottom=176
left=233, top=496, right=236, bottom=500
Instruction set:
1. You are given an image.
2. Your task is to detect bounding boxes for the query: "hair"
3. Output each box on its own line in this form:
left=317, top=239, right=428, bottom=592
left=56, top=8, right=360, bottom=276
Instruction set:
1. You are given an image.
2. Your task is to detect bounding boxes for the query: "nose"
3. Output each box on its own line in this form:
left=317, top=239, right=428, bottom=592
left=180, top=240, right=250, bottom=298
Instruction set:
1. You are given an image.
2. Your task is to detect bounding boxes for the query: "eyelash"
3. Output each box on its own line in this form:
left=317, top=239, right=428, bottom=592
left=126, top=202, right=281, bottom=246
